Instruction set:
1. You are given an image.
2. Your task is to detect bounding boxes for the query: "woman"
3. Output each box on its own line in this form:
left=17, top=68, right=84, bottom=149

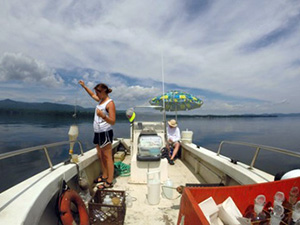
left=79, top=80, right=116, bottom=189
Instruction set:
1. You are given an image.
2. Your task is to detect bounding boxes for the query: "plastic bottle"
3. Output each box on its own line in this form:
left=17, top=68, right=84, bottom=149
left=274, top=191, right=285, bottom=207
left=246, top=195, right=267, bottom=222
left=270, top=204, right=284, bottom=225
left=126, top=193, right=133, bottom=208
left=290, top=201, right=300, bottom=225
left=79, top=189, right=92, bottom=207
left=163, top=178, right=173, bottom=199
left=290, top=187, right=299, bottom=206
left=102, top=195, right=112, bottom=215
left=103, top=195, right=112, bottom=205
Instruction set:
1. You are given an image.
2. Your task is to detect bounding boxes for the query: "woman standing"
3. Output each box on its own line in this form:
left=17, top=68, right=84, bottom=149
left=79, top=80, right=116, bottom=189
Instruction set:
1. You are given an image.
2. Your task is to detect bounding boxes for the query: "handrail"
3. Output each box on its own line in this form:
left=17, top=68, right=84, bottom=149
left=0, top=140, right=84, bottom=171
left=217, top=141, right=300, bottom=169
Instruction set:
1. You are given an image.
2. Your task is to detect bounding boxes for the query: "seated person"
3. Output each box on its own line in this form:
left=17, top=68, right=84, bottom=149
left=166, top=119, right=181, bottom=165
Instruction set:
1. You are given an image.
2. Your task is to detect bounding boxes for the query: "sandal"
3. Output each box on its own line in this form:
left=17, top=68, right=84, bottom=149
left=168, top=158, right=175, bottom=165
left=93, top=176, right=107, bottom=184
left=97, top=181, right=114, bottom=190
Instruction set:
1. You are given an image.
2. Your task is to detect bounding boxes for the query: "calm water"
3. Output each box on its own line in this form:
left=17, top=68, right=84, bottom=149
left=0, top=114, right=300, bottom=192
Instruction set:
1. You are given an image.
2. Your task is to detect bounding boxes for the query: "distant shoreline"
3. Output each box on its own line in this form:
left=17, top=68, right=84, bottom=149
left=1, top=99, right=299, bottom=118
left=1, top=109, right=300, bottom=119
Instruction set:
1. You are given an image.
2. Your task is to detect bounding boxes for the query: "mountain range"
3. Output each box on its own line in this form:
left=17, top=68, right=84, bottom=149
left=1, top=99, right=299, bottom=118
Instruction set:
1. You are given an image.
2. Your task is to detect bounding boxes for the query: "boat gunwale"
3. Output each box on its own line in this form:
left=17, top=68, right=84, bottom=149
left=0, top=140, right=120, bottom=225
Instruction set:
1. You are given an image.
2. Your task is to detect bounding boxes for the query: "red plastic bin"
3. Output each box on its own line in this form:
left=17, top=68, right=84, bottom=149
left=177, top=177, right=300, bottom=225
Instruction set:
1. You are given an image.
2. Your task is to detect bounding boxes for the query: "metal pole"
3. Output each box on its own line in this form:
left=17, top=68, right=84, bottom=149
left=161, top=52, right=167, bottom=143
left=175, top=104, right=177, bottom=121
left=217, top=141, right=224, bottom=156
left=250, top=147, right=260, bottom=169
left=77, top=141, right=84, bottom=156
left=43, top=147, right=54, bottom=171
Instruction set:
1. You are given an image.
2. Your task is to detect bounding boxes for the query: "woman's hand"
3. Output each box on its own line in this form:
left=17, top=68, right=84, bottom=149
left=79, top=80, right=85, bottom=87
left=97, top=109, right=106, bottom=119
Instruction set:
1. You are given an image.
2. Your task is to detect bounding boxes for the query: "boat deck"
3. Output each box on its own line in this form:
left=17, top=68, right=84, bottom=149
left=102, top=156, right=199, bottom=225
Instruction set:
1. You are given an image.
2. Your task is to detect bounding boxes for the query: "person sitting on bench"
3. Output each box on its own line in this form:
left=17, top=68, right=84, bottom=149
left=166, top=119, right=181, bottom=165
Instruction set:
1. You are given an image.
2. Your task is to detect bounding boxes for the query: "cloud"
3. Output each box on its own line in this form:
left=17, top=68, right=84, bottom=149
left=112, top=85, right=159, bottom=102
left=1, top=0, right=300, bottom=113
left=0, top=52, right=64, bottom=87
left=53, top=96, right=67, bottom=103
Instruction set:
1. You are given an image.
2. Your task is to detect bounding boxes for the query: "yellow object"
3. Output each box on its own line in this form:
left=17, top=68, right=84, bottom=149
left=71, top=154, right=79, bottom=163
left=129, top=112, right=136, bottom=122
left=114, top=151, right=125, bottom=162
left=69, top=149, right=73, bottom=154
left=112, top=197, right=120, bottom=206
left=126, top=108, right=136, bottom=123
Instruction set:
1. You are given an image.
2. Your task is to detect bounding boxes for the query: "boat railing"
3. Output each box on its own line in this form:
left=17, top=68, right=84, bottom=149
left=0, top=140, right=83, bottom=171
left=217, top=141, right=300, bottom=169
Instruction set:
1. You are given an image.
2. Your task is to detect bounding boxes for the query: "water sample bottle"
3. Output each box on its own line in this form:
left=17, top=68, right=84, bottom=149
left=163, top=178, right=173, bottom=199
left=290, top=201, right=300, bottom=225
left=103, top=195, right=112, bottom=205
left=284, top=187, right=299, bottom=212
left=251, top=195, right=267, bottom=221
left=290, top=187, right=300, bottom=206
left=270, top=204, right=284, bottom=225
left=102, top=195, right=112, bottom=216
left=274, top=191, right=285, bottom=207
left=79, top=189, right=92, bottom=207
left=126, top=193, right=133, bottom=208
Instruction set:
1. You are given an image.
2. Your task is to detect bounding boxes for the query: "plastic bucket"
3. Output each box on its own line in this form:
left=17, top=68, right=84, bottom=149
left=147, top=170, right=161, bottom=205
left=181, top=130, right=193, bottom=144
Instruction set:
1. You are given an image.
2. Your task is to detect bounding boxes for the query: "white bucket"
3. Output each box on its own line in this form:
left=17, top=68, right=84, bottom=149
left=181, top=129, right=193, bottom=144
left=147, top=170, right=160, bottom=205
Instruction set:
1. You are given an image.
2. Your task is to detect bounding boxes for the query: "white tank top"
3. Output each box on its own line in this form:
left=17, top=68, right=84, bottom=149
left=93, top=99, right=113, bottom=132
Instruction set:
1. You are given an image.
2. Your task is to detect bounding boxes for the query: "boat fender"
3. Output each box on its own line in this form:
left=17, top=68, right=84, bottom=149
left=58, top=189, right=89, bottom=225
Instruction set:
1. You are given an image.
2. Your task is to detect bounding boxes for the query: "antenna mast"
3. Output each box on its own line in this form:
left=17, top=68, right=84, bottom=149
left=161, top=52, right=167, bottom=142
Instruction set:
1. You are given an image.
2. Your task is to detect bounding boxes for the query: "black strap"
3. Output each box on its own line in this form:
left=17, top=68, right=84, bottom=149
left=56, top=180, right=69, bottom=225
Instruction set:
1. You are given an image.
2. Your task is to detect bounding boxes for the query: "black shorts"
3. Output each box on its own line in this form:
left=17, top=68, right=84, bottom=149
left=93, top=130, right=114, bottom=148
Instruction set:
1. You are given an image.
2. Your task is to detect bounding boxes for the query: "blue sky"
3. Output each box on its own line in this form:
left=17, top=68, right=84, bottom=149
left=0, top=0, right=299, bottom=114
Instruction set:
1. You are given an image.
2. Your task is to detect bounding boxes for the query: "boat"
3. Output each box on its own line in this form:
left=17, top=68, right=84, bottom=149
left=0, top=109, right=300, bottom=225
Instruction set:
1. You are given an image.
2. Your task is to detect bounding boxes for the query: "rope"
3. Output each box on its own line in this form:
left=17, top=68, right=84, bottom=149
left=114, top=161, right=130, bottom=177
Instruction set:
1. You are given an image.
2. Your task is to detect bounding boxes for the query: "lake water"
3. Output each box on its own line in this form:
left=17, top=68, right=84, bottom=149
left=0, top=114, right=300, bottom=192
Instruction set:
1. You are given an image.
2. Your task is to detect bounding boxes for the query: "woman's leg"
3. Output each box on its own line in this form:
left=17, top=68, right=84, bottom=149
left=170, top=142, right=180, bottom=160
left=96, top=144, right=108, bottom=179
left=100, top=143, right=114, bottom=183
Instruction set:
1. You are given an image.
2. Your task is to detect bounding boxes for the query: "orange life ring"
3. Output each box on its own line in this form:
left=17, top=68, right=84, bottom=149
left=58, top=189, right=90, bottom=225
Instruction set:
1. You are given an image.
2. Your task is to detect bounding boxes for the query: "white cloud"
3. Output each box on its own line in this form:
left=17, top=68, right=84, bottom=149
left=112, top=85, right=159, bottom=102
left=1, top=0, right=300, bottom=113
left=53, top=96, right=67, bottom=103
left=0, top=52, right=63, bottom=87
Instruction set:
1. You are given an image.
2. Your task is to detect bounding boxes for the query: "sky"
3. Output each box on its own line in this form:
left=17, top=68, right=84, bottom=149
left=0, top=0, right=300, bottom=115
